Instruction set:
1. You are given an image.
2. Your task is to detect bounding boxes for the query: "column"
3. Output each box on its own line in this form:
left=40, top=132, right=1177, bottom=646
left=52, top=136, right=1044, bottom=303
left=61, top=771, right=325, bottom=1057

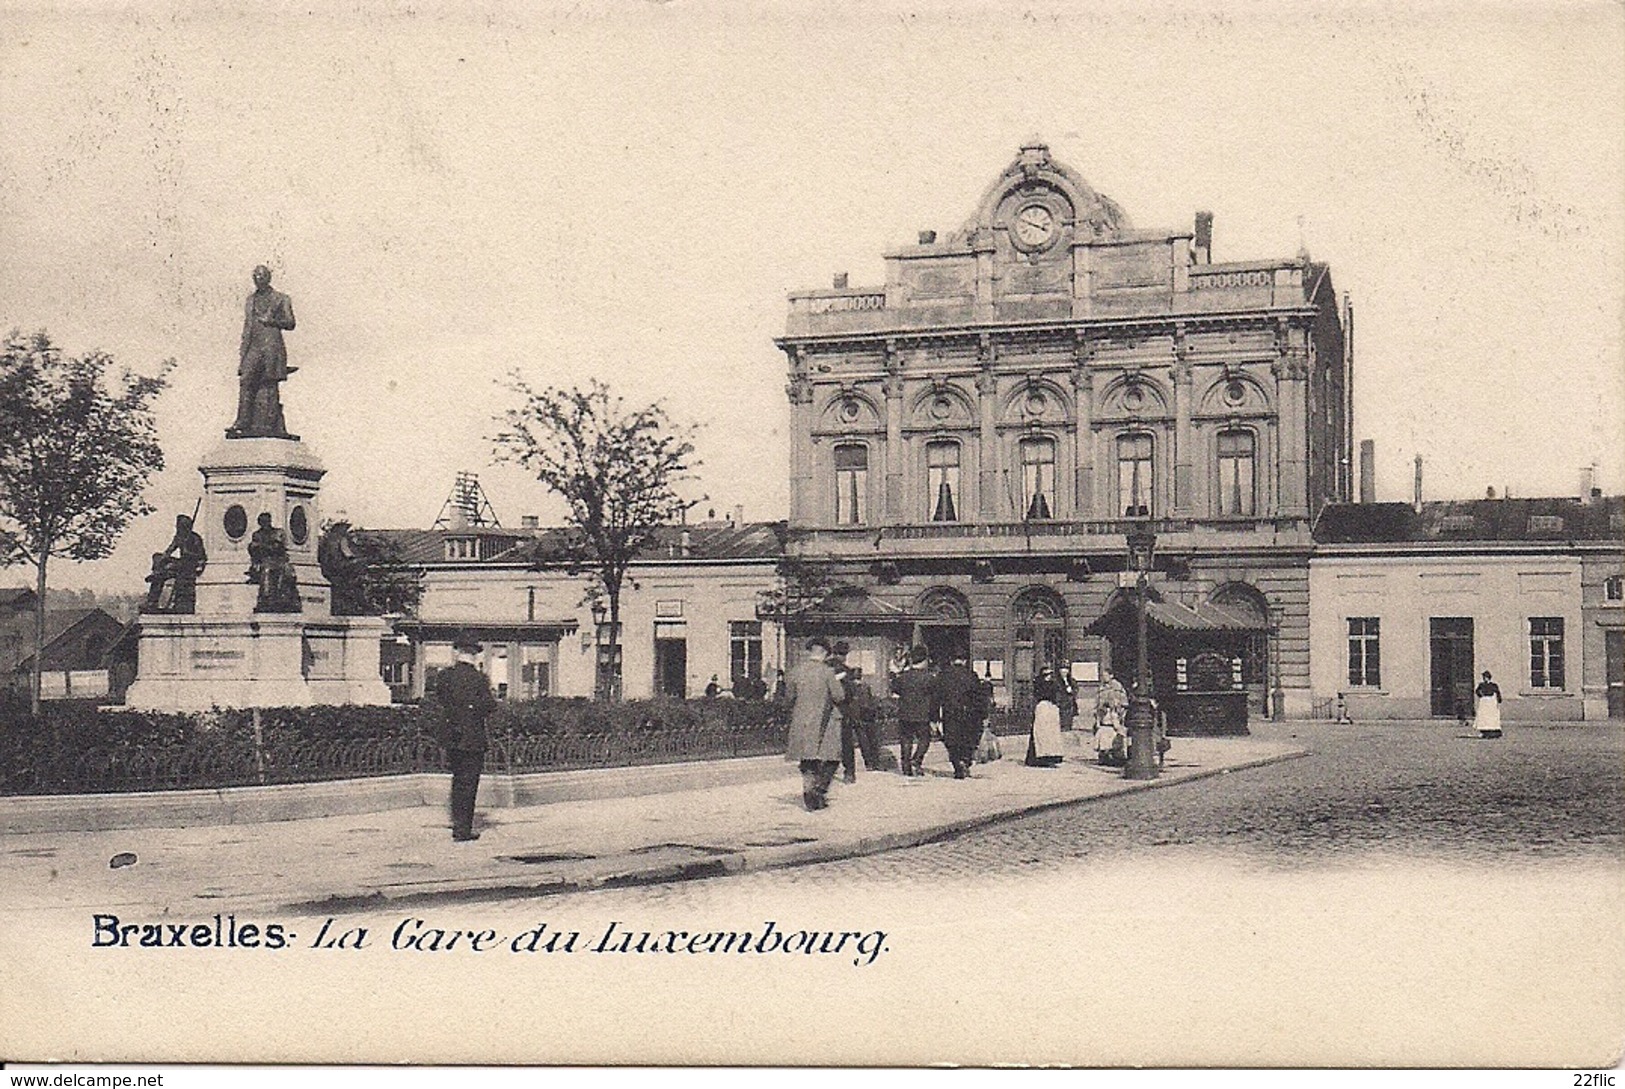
left=1274, top=322, right=1309, bottom=519
left=976, top=335, right=999, bottom=519
left=786, top=349, right=815, bottom=525
left=1172, top=325, right=1194, bottom=515
left=1071, top=334, right=1094, bottom=516
left=884, top=341, right=905, bottom=523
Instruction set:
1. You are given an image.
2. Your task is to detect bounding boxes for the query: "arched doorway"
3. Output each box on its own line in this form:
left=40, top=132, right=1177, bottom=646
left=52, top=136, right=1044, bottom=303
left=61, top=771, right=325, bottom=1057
left=914, top=587, right=971, bottom=666
left=1009, top=586, right=1067, bottom=712
left=1210, top=583, right=1271, bottom=715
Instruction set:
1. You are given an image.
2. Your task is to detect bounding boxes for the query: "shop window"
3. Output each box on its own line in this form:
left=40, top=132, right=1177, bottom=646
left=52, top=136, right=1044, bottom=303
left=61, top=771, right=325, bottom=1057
left=1605, top=574, right=1623, bottom=602
left=926, top=440, right=961, bottom=522
left=1530, top=617, right=1565, bottom=689
left=1117, top=433, right=1153, bottom=518
left=1216, top=430, right=1256, bottom=516
left=1020, top=437, right=1055, bottom=521
left=834, top=444, right=868, bottom=526
left=1347, top=617, right=1381, bottom=687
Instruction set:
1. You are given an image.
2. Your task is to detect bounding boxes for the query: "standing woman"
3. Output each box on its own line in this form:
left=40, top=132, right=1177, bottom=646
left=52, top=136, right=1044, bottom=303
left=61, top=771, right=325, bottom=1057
left=1474, top=670, right=1503, bottom=739
left=1025, top=668, right=1065, bottom=767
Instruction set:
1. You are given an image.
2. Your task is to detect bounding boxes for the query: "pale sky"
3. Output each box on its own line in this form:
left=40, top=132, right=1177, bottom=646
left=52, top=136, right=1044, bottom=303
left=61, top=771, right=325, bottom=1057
left=2, top=1, right=1621, bottom=593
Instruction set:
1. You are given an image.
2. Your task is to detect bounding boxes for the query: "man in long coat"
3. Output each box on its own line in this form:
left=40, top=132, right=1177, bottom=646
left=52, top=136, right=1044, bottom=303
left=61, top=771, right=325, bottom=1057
left=783, top=636, right=847, bottom=810
left=435, top=638, right=498, bottom=841
left=933, top=651, right=989, bottom=779
left=231, top=264, right=297, bottom=438
left=890, top=644, right=937, bottom=776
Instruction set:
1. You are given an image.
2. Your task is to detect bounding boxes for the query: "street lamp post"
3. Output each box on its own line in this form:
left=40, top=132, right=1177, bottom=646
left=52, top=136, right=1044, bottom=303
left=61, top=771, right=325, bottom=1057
left=1123, top=520, right=1160, bottom=780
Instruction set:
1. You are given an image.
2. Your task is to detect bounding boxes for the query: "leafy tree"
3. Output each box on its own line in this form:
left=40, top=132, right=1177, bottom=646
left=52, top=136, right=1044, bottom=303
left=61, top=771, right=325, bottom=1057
left=494, top=377, right=699, bottom=700
left=0, top=331, right=171, bottom=713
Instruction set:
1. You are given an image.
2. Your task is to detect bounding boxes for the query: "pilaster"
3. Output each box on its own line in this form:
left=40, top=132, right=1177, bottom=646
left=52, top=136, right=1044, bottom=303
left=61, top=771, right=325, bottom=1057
left=976, top=334, right=1000, bottom=518
left=1173, top=324, right=1194, bottom=514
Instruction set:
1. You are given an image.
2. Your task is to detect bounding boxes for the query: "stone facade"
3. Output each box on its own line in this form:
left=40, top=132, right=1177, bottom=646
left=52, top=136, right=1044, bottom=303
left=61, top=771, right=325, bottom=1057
left=775, top=142, right=1347, bottom=716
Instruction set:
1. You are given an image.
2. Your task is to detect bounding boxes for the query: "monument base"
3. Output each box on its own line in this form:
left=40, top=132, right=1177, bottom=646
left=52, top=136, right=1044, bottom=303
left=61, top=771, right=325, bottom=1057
left=125, top=614, right=392, bottom=710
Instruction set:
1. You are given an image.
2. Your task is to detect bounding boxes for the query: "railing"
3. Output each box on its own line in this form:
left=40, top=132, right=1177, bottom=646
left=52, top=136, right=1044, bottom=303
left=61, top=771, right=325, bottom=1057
left=795, top=291, right=887, bottom=314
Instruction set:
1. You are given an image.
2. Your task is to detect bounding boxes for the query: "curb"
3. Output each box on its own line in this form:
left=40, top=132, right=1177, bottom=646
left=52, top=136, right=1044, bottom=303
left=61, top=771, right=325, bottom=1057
left=283, top=747, right=1309, bottom=912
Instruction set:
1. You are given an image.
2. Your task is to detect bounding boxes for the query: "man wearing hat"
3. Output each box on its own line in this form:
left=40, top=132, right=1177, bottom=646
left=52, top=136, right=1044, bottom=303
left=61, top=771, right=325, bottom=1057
left=891, top=644, right=936, bottom=776
left=783, top=636, right=847, bottom=810
left=436, top=637, right=498, bottom=841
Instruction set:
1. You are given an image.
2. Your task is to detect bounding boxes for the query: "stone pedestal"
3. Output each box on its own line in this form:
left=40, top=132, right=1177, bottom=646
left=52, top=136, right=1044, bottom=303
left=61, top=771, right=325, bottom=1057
left=125, top=436, right=391, bottom=710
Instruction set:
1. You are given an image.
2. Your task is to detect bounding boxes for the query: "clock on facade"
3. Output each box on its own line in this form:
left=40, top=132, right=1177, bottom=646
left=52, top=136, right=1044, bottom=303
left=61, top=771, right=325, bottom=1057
left=1011, top=202, right=1057, bottom=249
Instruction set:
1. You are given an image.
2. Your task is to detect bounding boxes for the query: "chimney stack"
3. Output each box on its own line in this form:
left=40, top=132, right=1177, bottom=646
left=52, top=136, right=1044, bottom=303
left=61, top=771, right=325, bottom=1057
left=733, top=504, right=745, bottom=527
left=832, top=272, right=848, bottom=289
left=918, top=230, right=937, bottom=245
left=1194, top=211, right=1214, bottom=264
left=520, top=514, right=539, bottom=530
left=679, top=529, right=692, bottom=558
left=1413, top=454, right=1424, bottom=513
left=1580, top=465, right=1597, bottom=503
left=1359, top=440, right=1376, bottom=504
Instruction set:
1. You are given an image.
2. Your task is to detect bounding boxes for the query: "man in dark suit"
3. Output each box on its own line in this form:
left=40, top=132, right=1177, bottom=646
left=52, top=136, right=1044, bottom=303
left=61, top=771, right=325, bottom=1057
left=933, top=651, right=989, bottom=779
left=435, top=637, right=497, bottom=842
left=891, top=644, right=936, bottom=776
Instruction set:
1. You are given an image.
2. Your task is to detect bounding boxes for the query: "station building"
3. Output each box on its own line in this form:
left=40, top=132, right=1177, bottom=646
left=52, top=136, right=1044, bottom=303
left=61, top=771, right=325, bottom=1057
left=770, top=141, right=1350, bottom=724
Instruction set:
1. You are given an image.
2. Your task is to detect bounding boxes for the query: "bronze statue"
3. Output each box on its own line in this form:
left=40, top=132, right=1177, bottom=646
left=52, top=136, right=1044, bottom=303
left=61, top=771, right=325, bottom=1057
left=143, top=514, right=207, bottom=613
left=245, top=512, right=301, bottom=612
left=228, top=265, right=298, bottom=439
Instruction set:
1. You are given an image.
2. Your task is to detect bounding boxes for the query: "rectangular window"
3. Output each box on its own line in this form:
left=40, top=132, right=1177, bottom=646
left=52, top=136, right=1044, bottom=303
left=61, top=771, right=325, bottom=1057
left=729, top=620, right=763, bottom=682
left=1606, top=575, right=1623, bottom=602
left=1217, top=430, right=1256, bottom=516
left=518, top=643, right=553, bottom=701
left=926, top=441, right=961, bottom=522
left=1530, top=617, right=1566, bottom=688
left=834, top=444, right=868, bottom=525
left=1347, top=617, right=1380, bottom=687
left=1117, top=433, right=1153, bottom=517
left=1021, top=437, right=1055, bottom=520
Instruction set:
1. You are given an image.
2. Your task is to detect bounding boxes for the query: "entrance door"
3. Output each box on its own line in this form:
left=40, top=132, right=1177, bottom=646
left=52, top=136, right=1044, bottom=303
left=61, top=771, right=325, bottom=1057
left=1606, top=630, right=1624, bottom=719
left=654, top=638, right=687, bottom=699
left=1429, top=617, right=1475, bottom=718
left=919, top=624, right=969, bottom=668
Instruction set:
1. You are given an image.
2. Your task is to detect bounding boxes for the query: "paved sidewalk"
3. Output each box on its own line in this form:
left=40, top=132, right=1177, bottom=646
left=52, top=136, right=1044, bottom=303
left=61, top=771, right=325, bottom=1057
left=1, top=732, right=1305, bottom=916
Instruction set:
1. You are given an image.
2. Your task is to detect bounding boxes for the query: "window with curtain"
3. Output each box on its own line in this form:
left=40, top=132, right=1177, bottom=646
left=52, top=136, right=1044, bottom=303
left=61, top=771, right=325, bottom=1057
left=833, top=444, right=868, bottom=525
left=1216, top=429, right=1256, bottom=516
left=1117, top=433, right=1153, bottom=517
left=926, top=440, right=960, bottom=522
left=1020, top=437, right=1055, bottom=520
left=1530, top=617, right=1565, bottom=689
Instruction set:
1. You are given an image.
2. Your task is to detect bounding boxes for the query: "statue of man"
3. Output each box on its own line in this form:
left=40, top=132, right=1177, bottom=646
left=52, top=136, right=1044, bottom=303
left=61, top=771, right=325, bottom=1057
left=229, top=265, right=297, bottom=439
left=143, top=513, right=207, bottom=613
left=245, top=512, right=300, bottom=613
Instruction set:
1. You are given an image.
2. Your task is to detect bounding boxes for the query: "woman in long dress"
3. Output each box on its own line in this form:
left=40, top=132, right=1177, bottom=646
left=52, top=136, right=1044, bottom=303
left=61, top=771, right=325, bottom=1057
left=1474, top=670, right=1503, bottom=739
left=1026, top=669, right=1065, bottom=766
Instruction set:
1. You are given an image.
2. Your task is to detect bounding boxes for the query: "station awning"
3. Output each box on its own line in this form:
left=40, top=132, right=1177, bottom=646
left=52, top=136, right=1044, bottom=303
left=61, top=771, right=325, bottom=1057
left=1087, top=597, right=1268, bottom=635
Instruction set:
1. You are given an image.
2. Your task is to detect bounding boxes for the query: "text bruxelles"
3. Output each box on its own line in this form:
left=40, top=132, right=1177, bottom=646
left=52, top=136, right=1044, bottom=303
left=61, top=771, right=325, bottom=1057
left=91, top=915, right=891, bottom=967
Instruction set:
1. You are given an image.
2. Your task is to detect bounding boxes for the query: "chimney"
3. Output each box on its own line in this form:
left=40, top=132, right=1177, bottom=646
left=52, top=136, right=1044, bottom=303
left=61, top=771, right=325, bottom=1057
left=1359, top=440, right=1376, bottom=504
left=733, top=504, right=744, bottom=527
left=832, top=272, right=848, bottom=289
left=520, top=514, right=539, bottom=530
left=1193, top=211, right=1214, bottom=264
left=918, top=230, right=937, bottom=245
left=1580, top=465, right=1596, bottom=503
left=679, top=529, right=692, bottom=558
left=1413, top=454, right=1424, bottom=513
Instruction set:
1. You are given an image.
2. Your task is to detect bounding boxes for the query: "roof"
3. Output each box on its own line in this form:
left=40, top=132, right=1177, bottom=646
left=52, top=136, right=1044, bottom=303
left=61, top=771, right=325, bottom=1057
left=0, top=587, right=38, bottom=611
left=1088, top=595, right=1268, bottom=636
left=1313, top=498, right=1625, bottom=545
left=364, top=521, right=786, bottom=567
left=6, top=608, right=125, bottom=671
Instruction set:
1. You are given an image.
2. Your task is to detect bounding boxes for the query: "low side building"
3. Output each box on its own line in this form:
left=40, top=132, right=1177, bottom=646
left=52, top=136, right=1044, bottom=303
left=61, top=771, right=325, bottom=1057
left=1310, top=498, right=1624, bottom=721
left=376, top=522, right=784, bottom=702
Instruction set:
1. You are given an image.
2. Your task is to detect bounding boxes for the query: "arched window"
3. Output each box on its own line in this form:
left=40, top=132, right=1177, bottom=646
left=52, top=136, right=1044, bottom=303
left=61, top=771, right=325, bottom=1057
left=1216, top=430, right=1256, bottom=516
left=926, top=440, right=960, bottom=522
left=1117, top=433, right=1153, bottom=517
left=1020, top=437, right=1056, bottom=520
left=833, top=444, right=868, bottom=525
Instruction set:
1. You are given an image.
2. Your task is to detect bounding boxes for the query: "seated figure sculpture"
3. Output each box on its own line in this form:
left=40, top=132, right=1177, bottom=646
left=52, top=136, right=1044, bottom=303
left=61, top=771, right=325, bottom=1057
left=143, top=513, right=207, bottom=613
left=245, top=512, right=301, bottom=613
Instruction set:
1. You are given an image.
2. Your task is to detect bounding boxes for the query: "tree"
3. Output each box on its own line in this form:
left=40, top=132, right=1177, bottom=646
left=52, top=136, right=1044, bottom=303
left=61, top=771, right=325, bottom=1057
left=0, top=331, right=171, bottom=713
left=494, top=377, right=699, bottom=700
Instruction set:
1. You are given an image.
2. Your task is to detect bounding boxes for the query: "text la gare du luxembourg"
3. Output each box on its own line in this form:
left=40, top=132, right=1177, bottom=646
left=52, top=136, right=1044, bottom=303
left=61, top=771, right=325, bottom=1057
left=91, top=915, right=892, bottom=967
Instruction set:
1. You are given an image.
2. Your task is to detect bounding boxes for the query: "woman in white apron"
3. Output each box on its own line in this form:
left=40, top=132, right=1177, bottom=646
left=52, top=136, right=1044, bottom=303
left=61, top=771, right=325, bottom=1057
left=1026, top=669, right=1064, bottom=767
left=1474, top=670, right=1503, bottom=739
left=1093, top=670, right=1128, bottom=766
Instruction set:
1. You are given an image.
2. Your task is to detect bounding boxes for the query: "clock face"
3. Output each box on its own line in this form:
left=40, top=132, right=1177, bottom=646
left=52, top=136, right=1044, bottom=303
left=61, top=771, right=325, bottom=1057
left=1013, top=203, right=1056, bottom=248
